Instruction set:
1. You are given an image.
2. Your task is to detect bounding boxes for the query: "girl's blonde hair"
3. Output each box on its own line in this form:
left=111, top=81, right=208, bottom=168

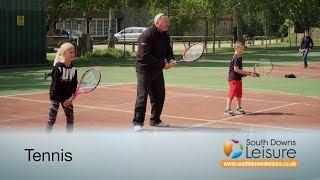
left=54, top=43, right=75, bottom=65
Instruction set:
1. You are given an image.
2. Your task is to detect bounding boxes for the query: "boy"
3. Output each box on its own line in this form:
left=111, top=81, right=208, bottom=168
left=224, top=42, right=257, bottom=116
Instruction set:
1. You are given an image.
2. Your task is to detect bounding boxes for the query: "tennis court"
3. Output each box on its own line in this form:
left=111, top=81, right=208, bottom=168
left=1, top=46, right=319, bottom=132
left=1, top=80, right=319, bottom=132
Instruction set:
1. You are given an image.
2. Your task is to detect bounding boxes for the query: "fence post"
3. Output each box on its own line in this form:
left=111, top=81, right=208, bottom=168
left=230, top=38, right=233, bottom=47
left=76, top=36, right=82, bottom=57
left=171, top=38, right=173, bottom=50
left=132, top=43, right=135, bottom=52
left=212, top=37, right=215, bottom=53
left=265, top=37, right=268, bottom=48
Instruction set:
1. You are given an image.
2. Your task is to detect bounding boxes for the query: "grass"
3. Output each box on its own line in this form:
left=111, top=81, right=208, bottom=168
left=0, top=44, right=319, bottom=98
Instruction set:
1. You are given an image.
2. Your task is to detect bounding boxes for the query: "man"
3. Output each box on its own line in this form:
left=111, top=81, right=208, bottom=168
left=299, top=30, right=314, bottom=68
left=132, top=13, right=176, bottom=132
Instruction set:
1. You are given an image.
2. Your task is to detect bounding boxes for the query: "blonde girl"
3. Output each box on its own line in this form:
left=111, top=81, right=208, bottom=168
left=45, top=43, right=78, bottom=132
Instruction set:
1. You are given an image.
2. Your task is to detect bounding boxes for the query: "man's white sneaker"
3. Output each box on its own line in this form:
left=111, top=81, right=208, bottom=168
left=133, top=125, right=142, bottom=132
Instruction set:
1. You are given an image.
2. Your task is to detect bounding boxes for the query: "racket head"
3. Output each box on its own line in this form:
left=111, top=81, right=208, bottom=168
left=181, top=43, right=203, bottom=62
left=76, top=68, right=101, bottom=94
left=253, top=59, right=273, bottom=76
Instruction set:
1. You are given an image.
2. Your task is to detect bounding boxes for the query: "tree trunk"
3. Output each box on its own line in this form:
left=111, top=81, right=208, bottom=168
left=86, top=18, right=92, bottom=35
left=205, top=18, right=208, bottom=53
left=235, top=9, right=242, bottom=40
left=108, top=8, right=116, bottom=48
left=213, top=22, right=216, bottom=54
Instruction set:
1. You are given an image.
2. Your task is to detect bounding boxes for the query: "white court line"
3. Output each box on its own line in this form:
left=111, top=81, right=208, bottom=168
left=0, top=84, right=49, bottom=87
left=95, top=90, right=210, bottom=108
left=2, top=96, right=319, bottom=133
left=1, top=81, right=319, bottom=100
left=182, top=103, right=320, bottom=133
left=279, top=61, right=320, bottom=68
left=166, top=83, right=320, bottom=100
left=214, top=67, right=320, bottom=77
left=0, top=104, right=97, bottom=123
left=0, top=83, right=133, bottom=98
left=0, top=90, right=210, bottom=123
left=184, top=103, right=298, bottom=129
left=272, top=70, right=320, bottom=75
left=300, top=74, right=320, bottom=78
left=0, top=114, right=49, bottom=123
left=104, top=86, right=320, bottom=107
left=0, top=90, right=49, bottom=97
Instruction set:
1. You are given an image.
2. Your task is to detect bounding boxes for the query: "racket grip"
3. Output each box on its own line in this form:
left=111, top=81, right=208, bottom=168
left=250, top=72, right=260, bottom=77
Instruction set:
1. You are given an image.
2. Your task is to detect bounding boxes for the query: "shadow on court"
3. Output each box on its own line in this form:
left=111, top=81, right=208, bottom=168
left=246, top=112, right=310, bottom=117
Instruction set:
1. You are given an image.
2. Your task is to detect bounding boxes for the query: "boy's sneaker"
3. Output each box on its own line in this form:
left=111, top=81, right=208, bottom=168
left=236, top=107, right=246, bottom=115
left=133, top=125, right=142, bottom=132
left=224, top=109, right=235, bottom=116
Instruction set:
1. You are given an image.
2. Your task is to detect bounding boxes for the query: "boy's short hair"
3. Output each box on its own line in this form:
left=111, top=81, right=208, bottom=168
left=234, top=42, right=245, bottom=50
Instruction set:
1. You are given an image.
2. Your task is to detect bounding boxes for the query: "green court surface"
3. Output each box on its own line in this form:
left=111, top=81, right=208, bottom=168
left=0, top=46, right=319, bottom=98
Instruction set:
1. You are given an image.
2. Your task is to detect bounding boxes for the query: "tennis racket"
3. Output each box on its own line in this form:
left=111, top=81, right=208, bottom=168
left=175, top=43, right=203, bottom=63
left=68, top=68, right=101, bottom=103
left=299, top=48, right=310, bottom=54
left=299, top=49, right=305, bottom=53
left=253, top=59, right=273, bottom=76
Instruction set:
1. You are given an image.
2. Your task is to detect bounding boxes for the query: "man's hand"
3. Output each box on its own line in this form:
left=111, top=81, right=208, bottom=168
left=164, top=62, right=171, bottom=69
left=169, top=60, right=176, bottom=68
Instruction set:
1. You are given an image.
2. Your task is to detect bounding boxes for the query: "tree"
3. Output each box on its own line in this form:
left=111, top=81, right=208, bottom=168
left=279, top=0, right=320, bottom=31
left=223, top=0, right=287, bottom=38
left=46, top=0, right=103, bottom=32
left=145, top=0, right=199, bottom=35
left=106, top=0, right=147, bottom=48
left=46, top=0, right=74, bottom=32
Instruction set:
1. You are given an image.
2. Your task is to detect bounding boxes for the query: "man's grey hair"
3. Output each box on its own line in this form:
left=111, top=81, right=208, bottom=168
left=154, top=13, right=166, bottom=24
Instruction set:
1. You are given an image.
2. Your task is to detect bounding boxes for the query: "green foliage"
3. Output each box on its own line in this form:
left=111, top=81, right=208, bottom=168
left=46, top=0, right=105, bottom=32
left=82, top=48, right=134, bottom=60
left=279, top=0, right=320, bottom=30
left=146, top=0, right=224, bottom=35
left=283, top=19, right=294, bottom=27
left=169, top=15, right=197, bottom=36
left=47, top=0, right=320, bottom=43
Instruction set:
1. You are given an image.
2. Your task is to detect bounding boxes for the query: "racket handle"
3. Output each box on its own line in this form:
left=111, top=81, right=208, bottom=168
left=175, top=54, right=183, bottom=62
left=250, top=72, right=260, bottom=77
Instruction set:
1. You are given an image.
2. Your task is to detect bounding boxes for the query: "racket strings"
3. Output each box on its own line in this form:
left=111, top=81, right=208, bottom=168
left=79, top=69, right=101, bottom=93
left=183, top=44, right=203, bottom=62
left=255, top=59, right=273, bottom=75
